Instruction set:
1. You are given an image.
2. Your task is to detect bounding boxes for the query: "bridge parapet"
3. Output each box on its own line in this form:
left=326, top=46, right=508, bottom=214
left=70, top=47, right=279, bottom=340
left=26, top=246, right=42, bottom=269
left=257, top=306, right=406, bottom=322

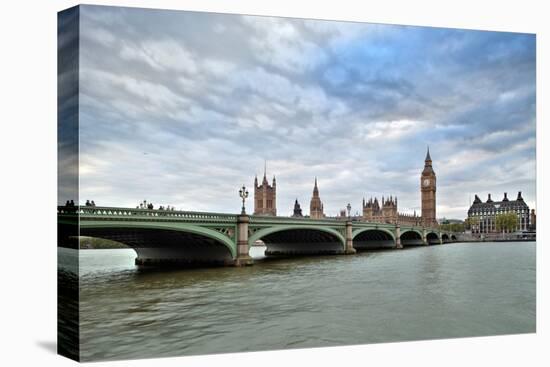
left=249, top=215, right=349, bottom=225
left=58, top=206, right=238, bottom=223
left=59, top=206, right=442, bottom=232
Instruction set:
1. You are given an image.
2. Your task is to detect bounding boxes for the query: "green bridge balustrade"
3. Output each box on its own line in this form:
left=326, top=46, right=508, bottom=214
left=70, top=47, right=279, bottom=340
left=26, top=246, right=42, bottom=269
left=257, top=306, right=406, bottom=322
left=58, top=206, right=458, bottom=267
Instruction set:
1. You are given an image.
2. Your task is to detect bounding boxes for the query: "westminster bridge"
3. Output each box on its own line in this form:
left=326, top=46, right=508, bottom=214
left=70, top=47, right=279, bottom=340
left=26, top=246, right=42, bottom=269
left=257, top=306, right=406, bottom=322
left=58, top=206, right=458, bottom=267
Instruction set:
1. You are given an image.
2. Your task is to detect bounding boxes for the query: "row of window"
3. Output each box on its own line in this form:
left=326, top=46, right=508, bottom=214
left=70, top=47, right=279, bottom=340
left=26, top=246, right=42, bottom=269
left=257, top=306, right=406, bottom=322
left=470, top=210, right=529, bottom=217
left=473, top=215, right=529, bottom=221
left=471, top=217, right=530, bottom=233
left=471, top=207, right=528, bottom=212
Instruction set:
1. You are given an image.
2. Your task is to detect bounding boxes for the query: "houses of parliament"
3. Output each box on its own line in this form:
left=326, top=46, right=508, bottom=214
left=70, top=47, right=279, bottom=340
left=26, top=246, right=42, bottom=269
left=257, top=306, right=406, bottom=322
left=254, top=149, right=438, bottom=227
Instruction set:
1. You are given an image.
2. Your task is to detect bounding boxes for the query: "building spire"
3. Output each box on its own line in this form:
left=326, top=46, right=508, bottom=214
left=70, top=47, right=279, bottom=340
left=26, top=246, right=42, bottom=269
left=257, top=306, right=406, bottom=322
left=313, top=177, right=319, bottom=196
left=261, top=160, right=268, bottom=184
left=425, top=145, right=432, bottom=162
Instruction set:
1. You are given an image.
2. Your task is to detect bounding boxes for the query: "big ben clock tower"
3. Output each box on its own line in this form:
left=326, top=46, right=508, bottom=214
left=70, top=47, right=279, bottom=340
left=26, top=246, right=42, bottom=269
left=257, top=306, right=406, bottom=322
left=421, top=147, right=437, bottom=227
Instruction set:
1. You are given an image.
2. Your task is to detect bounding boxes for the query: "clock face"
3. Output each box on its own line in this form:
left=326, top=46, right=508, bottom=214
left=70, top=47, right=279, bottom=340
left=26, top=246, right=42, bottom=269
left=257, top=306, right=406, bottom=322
left=423, top=179, right=430, bottom=187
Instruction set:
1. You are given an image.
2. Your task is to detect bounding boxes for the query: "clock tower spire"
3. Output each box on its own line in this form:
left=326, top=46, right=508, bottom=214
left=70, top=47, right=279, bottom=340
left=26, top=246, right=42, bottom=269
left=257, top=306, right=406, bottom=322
left=421, top=146, right=437, bottom=227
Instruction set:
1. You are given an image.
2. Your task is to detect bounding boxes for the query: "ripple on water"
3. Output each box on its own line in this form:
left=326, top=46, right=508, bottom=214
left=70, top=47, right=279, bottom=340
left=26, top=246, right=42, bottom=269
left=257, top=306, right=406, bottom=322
left=64, top=242, right=536, bottom=361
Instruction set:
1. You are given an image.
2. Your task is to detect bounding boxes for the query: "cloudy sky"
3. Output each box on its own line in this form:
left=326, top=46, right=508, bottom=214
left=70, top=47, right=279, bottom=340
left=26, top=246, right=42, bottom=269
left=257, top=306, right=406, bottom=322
left=72, top=5, right=536, bottom=219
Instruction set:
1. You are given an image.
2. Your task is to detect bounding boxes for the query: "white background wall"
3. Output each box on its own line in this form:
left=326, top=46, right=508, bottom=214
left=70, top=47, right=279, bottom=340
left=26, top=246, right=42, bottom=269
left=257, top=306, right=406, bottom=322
left=0, top=0, right=547, bottom=366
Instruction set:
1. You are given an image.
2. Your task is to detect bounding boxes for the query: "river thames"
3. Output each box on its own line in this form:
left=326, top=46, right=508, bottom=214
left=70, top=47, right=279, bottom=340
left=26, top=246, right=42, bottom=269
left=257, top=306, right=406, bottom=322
left=58, top=241, right=535, bottom=361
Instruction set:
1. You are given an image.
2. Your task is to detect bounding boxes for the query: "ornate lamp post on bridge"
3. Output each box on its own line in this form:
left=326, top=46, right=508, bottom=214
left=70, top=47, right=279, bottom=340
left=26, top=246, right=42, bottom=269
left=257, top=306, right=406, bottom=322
left=235, top=185, right=253, bottom=266
left=239, top=185, right=249, bottom=215
left=344, top=203, right=356, bottom=254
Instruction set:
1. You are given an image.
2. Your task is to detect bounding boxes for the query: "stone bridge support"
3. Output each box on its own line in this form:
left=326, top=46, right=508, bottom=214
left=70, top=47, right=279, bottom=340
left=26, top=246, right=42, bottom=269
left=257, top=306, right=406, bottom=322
left=345, top=221, right=357, bottom=254
left=422, top=228, right=428, bottom=245
left=395, top=225, right=402, bottom=249
left=235, top=214, right=253, bottom=266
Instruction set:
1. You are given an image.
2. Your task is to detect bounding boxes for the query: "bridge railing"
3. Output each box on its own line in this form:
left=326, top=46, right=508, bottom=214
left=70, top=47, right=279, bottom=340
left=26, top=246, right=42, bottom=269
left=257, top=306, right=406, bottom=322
left=249, top=215, right=349, bottom=225
left=57, top=206, right=440, bottom=232
left=248, top=216, right=440, bottom=232
left=57, top=206, right=238, bottom=222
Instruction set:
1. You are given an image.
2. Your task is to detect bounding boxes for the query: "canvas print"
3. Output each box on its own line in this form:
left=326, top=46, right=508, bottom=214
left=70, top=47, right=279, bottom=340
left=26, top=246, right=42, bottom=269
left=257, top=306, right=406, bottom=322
left=57, top=5, right=536, bottom=362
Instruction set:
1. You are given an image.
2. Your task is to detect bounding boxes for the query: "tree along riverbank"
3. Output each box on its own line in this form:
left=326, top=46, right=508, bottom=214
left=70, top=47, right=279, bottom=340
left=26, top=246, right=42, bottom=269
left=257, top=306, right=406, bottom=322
left=59, top=236, right=130, bottom=250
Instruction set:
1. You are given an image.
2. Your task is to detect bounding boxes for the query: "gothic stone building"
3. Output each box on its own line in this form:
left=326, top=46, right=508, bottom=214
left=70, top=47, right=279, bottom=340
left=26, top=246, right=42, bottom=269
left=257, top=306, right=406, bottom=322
left=309, top=178, right=325, bottom=219
left=362, top=196, right=422, bottom=226
left=420, top=147, right=437, bottom=227
left=467, top=192, right=530, bottom=233
left=362, top=148, right=437, bottom=227
left=254, top=169, right=276, bottom=216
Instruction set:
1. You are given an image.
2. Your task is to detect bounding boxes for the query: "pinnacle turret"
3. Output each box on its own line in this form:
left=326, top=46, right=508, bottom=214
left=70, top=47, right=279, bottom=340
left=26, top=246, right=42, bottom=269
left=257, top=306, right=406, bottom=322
left=310, top=177, right=324, bottom=219
left=254, top=161, right=276, bottom=216
left=313, top=177, right=319, bottom=196
left=425, top=146, right=432, bottom=163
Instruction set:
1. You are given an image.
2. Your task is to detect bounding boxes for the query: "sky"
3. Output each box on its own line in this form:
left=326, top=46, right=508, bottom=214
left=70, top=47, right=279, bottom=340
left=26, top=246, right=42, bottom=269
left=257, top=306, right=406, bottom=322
left=66, top=5, right=536, bottom=219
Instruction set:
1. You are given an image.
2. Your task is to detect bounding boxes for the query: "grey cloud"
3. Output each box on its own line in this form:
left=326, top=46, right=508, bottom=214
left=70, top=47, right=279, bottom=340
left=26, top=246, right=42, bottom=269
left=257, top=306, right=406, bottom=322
left=74, top=5, right=536, bottom=219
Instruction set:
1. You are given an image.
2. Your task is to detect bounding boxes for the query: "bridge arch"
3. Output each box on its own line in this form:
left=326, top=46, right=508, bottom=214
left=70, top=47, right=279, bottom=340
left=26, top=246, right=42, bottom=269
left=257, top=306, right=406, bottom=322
left=352, top=228, right=395, bottom=250
left=79, top=221, right=237, bottom=265
left=451, top=234, right=457, bottom=241
left=352, top=227, right=395, bottom=240
left=400, top=229, right=424, bottom=246
left=426, top=231, right=440, bottom=245
left=249, top=225, right=346, bottom=255
left=442, top=233, right=450, bottom=242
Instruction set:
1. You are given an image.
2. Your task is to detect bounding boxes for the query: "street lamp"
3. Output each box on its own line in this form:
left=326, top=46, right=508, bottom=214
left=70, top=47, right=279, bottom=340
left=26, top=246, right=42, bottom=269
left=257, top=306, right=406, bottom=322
left=239, top=185, right=249, bottom=215
left=346, top=203, right=351, bottom=219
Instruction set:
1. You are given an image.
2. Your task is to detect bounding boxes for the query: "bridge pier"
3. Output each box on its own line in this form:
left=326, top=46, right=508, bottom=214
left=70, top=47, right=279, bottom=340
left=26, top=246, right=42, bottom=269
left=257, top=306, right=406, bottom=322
left=345, top=221, right=357, bottom=254
left=422, top=228, right=428, bottom=245
left=395, top=225, right=402, bottom=249
left=234, top=214, right=254, bottom=266
left=439, top=232, right=443, bottom=245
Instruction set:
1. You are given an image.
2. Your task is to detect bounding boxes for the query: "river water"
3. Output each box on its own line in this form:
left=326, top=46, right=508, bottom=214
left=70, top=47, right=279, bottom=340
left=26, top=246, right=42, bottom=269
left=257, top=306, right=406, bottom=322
left=58, top=242, right=536, bottom=362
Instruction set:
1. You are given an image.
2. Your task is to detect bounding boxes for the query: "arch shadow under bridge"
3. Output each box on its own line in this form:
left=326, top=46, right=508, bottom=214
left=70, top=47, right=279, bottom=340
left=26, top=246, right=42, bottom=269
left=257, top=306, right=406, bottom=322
left=352, top=228, right=396, bottom=250
left=248, top=225, right=346, bottom=256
